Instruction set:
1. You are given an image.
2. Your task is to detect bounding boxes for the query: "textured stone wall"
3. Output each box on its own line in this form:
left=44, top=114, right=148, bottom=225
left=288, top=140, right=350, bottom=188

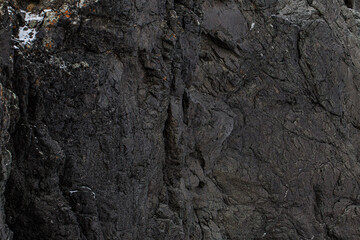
left=2, top=0, right=360, bottom=239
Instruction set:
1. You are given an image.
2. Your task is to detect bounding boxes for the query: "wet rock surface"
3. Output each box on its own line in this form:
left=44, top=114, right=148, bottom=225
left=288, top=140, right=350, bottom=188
left=1, top=0, right=360, bottom=239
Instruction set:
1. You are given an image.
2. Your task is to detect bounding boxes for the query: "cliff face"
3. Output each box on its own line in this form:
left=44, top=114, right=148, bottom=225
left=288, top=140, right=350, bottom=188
left=1, top=0, right=360, bottom=239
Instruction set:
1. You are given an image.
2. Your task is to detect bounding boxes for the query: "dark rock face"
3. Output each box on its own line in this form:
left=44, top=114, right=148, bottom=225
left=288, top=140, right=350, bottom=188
left=1, top=0, right=360, bottom=239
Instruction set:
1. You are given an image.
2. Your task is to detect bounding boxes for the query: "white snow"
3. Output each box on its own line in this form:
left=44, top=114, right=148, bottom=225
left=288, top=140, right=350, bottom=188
left=21, top=10, right=44, bottom=22
left=18, top=27, right=38, bottom=45
left=69, top=186, right=96, bottom=199
left=69, top=190, right=79, bottom=195
left=16, top=10, right=51, bottom=46
left=59, top=62, right=67, bottom=69
left=78, top=0, right=86, bottom=8
left=250, top=22, right=255, bottom=30
left=284, top=189, right=289, bottom=198
left=81, top=186, right=96, bottom=199
left=5, top=150, right=11, bottom=166
left=7, top=6, right=15, bottom=16
left=80, top=186, right=92, bottom=191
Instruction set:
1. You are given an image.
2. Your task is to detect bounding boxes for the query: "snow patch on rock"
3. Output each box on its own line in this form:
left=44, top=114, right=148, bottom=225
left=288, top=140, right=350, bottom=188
left=15, top=10, right=52, bottom=46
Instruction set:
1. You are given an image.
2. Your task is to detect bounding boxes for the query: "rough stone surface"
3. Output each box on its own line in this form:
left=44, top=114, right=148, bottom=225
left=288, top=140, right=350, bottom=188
left=2, top=0, right=360, bottom=239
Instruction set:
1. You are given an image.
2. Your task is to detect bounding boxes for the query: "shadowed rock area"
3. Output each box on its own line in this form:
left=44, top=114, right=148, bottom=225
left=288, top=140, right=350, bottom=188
left=1, top=0, right=360, bottom=239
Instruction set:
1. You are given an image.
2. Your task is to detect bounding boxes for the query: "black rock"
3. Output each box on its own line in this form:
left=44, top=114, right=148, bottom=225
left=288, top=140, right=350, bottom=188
left=1, top=0, right=360, bottom=239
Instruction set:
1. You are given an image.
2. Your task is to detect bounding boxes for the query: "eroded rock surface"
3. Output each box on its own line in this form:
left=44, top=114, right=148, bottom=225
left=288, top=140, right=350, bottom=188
left=1, top=0, right=360, bottom=239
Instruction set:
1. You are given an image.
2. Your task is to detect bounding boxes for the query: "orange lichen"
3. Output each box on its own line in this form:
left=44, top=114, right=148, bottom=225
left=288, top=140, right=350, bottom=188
left=49, top=19, right=57, bottom=25
left=163, top=76, right=167, bottom=81
left=172, top=34, right=176, bottom=39
left=61, top=10, right=71, bottom=18
left=35, top=79, right=40, bottom=86
left=45, top=42, right=52, bottom=49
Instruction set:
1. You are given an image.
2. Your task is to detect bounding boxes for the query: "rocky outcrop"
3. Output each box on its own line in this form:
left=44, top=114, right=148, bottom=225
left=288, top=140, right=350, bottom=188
left=2, top=0, right=360, bottom=239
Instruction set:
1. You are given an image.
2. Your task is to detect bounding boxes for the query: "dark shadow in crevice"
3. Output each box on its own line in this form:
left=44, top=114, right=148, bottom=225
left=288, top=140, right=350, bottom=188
left=345, top=0, right=354, bottom=8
